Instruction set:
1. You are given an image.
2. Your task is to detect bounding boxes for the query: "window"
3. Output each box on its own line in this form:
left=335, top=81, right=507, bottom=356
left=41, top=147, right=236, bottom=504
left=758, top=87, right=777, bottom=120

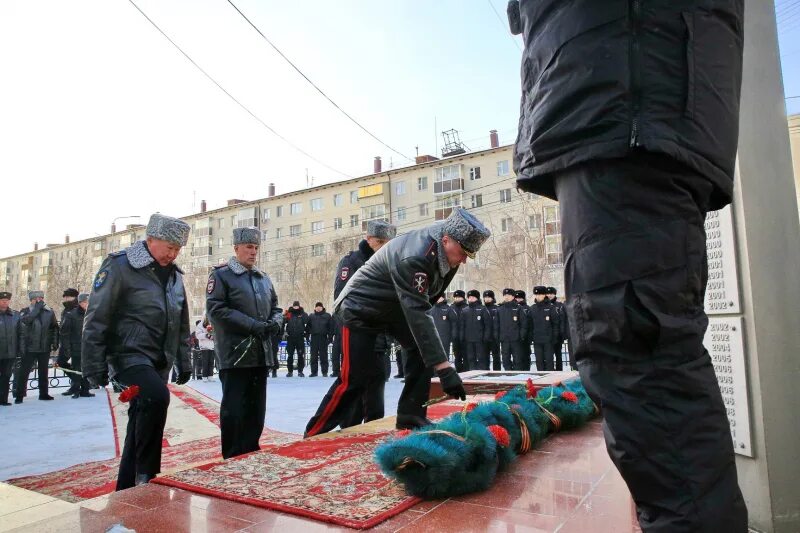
left=311, top=244, right=325, bottom=257
left=470, top=194, right=483, bottom=208
left=261, top=230, right=268, bottom=241
left=218, top=218, right=225, bottom=229
left=310, top=198, right=323, bottom=211
left=218, top=237, right=224, bottom=248
left=290, top=202, right=302, bottom=215
left=333, top=193, right=343, bottom=207
left=434, top=164, right=463, bottom=194
left=529, top=214, right=542, bottom=229
left=544, top=205, right=561, bottom=235
left=195, top=218, right=212, bottom=237
left=497, top=160, right=510, bottom=176
left=435, top=194, right=461, bottom=221
left=276, top=206, right=283, bottom=217
left=290, top=224, right=301, bottom=237
left=417, top=176, right=428, bottom=191
left=361, top=204, right=387, bottom=222
left=395, top=181, right=407, bottom=196
left=350, top=191, right=359, bottom=204
left=501, top=217, right=514, bottom=233
left=350, top=214, right=359, bottom=227
left=546, top=236, right=563, bottom=265
left=231, top=215, right=237, bottom=227
left=263, top=208, right=271, bottom=220
left=469, top=166, right=481, bottom=180
left=500, top=189, right=512, bottom=203
left=334, top=217, right=343, bottom=230
left=238, top=207, right=257, bottom=228
left=275, top=227, right=283, bottom=239
left=311, top=221, right=324, bottom=234
left=419, top=203, right=429, bottom=217
left=396, top=207, right=407, bottom=221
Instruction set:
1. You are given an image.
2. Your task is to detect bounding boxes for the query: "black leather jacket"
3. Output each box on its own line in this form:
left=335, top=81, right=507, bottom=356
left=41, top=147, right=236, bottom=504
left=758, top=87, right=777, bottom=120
left=82, top=240, right=191, bottom=379
left=333, top=239, right=375, bottom=300
left=0, top=308, right=24, bottom=360
left=59, top=306, right=86, bottom=359
left=20, top=302, right=59, bottom=353
left=334, top=224, right=458, bottom=367
left=206, top=257, right=283, bottom=370
left=285, top=308, right=308, bottom=338
left=307, top=309, right=333, bottom=339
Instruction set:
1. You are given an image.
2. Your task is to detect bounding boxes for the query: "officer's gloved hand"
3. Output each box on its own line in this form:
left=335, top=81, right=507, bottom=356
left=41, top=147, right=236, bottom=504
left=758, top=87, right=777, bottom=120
left=265, top=320, right=281, bottom=335
left=85, top=373, right=109, bottom=388
left=436, top=366, right=466, bottom=401
left=175, top=371, right=192, bottom=385
left=251, top=322, right=269, bottom=339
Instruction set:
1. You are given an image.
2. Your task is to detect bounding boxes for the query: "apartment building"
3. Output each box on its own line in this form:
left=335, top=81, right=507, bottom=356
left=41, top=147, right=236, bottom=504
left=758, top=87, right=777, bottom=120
left=0, top=134, right=565, bottom=320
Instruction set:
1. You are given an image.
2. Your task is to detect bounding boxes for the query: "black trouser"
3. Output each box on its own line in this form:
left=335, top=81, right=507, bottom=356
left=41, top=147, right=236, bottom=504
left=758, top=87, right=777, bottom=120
left=466, top=341, right=486, bottom=370
left=15, top=351, right=50, bottom=399
left=0, top=358, right=14, bottom=403
left=516, top=341, right=531, bottom=371
left=115, top=365, right=170, bottom=490
left=452, top=340, right=467, bottom=372
left=500, top=341, right=522, bottom=371
left=271, top=336, right=280, bottom=375
left=395, top=347, right=405, bottom=377
left=219, top=367, right=267, bottom=459
left=309, top=334, right=329, bottom=375
left=486, top=341, right=501, bottom=371
left=305, top=322, right=432, bottom=437
left=331, top=321, right=342, bottom=375
left=199, top=350, right=215, bottom=377
left=555, top=153, right=747, bottom=532
left=533, top=342, right=555, bottom=371
left=285, top=336, right=305, bottom=372
left=68, top=354, right=90, bottom=394
left=552, top=342, right=564, bottom=371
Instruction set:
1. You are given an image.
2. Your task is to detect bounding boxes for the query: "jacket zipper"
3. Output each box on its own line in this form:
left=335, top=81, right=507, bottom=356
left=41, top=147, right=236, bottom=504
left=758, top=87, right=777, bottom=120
left=629, top=0, right=642, bottom=147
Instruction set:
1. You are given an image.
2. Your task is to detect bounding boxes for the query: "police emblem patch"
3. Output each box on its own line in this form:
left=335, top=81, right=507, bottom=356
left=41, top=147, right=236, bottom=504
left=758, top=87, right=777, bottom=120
left=413, top=272, right=428, bottom=294
left=340, top=267, right=350, bottom=281
left=206, top=277, right=216, bottom=294
left=94, top=270, right=108, bottom=290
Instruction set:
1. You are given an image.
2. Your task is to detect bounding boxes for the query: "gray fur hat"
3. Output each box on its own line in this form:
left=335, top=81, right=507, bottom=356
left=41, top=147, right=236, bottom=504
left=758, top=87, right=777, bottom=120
left=78, top=293, right=90, bottom=303
left=28, top=290, right=44, bottom=300
left=233, top=227, right=260, bottom=245
left=366, top=220, right=397, bottom=240
left=442, top=207, right=491, bottom=258
left=146, top=214, right=190, bottom=246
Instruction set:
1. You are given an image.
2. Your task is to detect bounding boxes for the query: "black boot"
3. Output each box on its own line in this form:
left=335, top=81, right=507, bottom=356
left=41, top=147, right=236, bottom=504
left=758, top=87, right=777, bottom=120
left=395, top=414, right=434, bottom=430
left=135, top=473, right=154, bottom=486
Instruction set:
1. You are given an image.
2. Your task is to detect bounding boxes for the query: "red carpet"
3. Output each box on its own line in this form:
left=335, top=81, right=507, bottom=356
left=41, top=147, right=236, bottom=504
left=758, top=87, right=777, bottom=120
left=154, top=431, right=420, bottom=530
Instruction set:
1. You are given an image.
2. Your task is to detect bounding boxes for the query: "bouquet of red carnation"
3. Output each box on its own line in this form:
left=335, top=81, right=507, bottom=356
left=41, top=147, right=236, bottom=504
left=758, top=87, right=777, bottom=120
left=118, top=384, right=140, bottom=403
left=205, top=324, right=214, bottom=340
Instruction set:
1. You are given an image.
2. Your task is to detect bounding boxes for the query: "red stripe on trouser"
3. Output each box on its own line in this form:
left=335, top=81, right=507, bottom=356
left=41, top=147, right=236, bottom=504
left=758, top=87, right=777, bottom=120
left=306, top=326, right=351, bottom=437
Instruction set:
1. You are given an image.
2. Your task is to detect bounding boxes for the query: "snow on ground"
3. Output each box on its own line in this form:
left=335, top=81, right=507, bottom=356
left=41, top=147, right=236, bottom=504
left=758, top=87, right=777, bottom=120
left=0, top=373, right=406, bottom=480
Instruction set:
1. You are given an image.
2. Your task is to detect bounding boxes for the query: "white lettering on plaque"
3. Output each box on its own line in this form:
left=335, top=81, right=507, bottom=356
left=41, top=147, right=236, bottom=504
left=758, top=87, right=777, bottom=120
left=704, top=206, right=741, bottom=314
left=704, top=316, right=752, bottom=457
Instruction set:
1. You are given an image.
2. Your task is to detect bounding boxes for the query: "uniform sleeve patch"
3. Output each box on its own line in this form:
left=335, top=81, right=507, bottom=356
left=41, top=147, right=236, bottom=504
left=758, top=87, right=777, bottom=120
left=93, top=270, right=108, bottom=290
left=412, top=272, right=428, bottom=294
left=206, top=276, right=216, bottom=294
left=340, top=267, right=350, bottom=281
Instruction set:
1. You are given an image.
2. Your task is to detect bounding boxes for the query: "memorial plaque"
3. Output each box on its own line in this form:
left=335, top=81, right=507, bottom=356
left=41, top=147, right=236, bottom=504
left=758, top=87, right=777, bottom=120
left=704, top=316, right=752, bottom=457
left=704, top=206, right=741, bottom=314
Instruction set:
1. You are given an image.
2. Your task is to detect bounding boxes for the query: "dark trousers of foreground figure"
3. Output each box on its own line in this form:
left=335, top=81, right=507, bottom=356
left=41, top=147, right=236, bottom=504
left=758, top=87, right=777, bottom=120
left=68, top=354, right=90, bottom=394
left=309, top=335, right=329, bottom=376
left=14, top=351, right=50, bottom=399
left=219, top=367, right=267, bottom=459
left=534, top=343, right=555, bottom=371
left=305, top=324, right=431, bottom=437
left=555, top=152, right=747, bottom=533
left=115, top=364, right=170, bottom=490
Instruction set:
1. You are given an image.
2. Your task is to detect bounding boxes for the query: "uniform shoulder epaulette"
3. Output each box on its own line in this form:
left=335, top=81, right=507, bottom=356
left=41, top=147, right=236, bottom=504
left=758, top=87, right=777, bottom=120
left=109, top=249, right=126, bottom=258
left=423, top=238, right=438, bottom=263
left=213, top=264, right=226, bottom=270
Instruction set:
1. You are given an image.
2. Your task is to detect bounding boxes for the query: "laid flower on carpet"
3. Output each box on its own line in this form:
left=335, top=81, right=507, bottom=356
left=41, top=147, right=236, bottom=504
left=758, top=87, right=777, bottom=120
left=487, top=425, right=510, bottom=447
left=561, top=391, right=578, bottom=403
left=118, top=385, right=140, bottom=403
left=526, top=378, right=536, bottom=399
left=395, top=429, right=412, bottom=438
left=494, top=390, right=508, bottom=401
left=464, top=402, right=478, bottom=413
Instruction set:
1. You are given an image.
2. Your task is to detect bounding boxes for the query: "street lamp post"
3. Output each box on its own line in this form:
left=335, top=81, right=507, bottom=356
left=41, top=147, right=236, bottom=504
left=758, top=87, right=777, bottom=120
left=111, top=216, right=140, bottom=234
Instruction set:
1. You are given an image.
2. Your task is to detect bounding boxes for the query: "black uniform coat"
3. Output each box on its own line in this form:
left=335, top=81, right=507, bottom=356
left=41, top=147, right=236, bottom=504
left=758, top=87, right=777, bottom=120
left=20, top=302, right=58, bottom=353
left=529, top=300, right=559, bottom=344
left=333, top=239, right=376, bottom=300
left=334, top=224, right=458, bottom=367
left=307, top=309, right=334, bottom=340
left=457, top=302, right=492, bottom=343
left=0, top=308, right=24, bottom=360
left=484, top=302, right=500, bottom=343
left=513, top=0, right=744, bottom=211
left=497, top=301, right=528, bottom=342
left=429, top=301, right=457, bottom=350
left=82, top=240, right=191, bottom=379
left=285, top=308, right=308, bottom=338
left=59, top=306, right=86, bottom=360
left=450, top=300, right=467, bottom=342
left=206, top=257, right=283, bottom=370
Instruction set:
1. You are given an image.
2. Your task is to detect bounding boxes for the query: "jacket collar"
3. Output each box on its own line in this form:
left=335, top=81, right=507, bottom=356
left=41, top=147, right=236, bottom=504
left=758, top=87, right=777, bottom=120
left=124, top=240, right=183, bottom=274
left=431, top=224, right=452, bottom=277
left=228, top=256, right=263, bottom=276
left=358, top=239, right=375, bottom=260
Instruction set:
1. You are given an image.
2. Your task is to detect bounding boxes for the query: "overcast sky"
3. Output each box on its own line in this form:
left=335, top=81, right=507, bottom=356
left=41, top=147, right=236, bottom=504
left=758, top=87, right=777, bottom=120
left=1, top=0, right=799, bottom=258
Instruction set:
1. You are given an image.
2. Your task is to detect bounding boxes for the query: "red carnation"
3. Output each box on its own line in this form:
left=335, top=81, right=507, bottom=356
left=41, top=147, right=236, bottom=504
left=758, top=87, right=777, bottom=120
left=396, top=429, right=412, bottom=438
left=494, top=390, right=508, bottom=401
left=487, top=425, right=510, bottom=447
left=561, top=391, right=579, bottom=404
left=119, top=385, right=140, bottom=403
left=465, top=402, right=477, bottom=412
left=526, top=378, right=536, bottom=399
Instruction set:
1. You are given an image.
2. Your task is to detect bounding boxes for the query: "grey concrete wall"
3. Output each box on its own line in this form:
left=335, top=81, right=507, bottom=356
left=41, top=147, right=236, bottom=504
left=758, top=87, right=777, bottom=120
left=734, top=1, right=800, bottom=532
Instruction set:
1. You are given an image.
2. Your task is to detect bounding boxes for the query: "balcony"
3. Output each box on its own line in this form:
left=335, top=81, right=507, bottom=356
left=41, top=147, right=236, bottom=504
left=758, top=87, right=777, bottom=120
left=433, top=178, right=464, bottom=195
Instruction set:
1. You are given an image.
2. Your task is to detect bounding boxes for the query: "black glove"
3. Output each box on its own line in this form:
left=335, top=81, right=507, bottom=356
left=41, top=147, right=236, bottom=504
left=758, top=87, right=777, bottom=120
left=265, top=320, right=281, bottom=335
left=251, top=322, right=269, bottom=338
left=436, top=366, right=466, bottom=401
left=85, top=373, right=109, bottom=388
left=175, top=371, right=192, bottom=385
